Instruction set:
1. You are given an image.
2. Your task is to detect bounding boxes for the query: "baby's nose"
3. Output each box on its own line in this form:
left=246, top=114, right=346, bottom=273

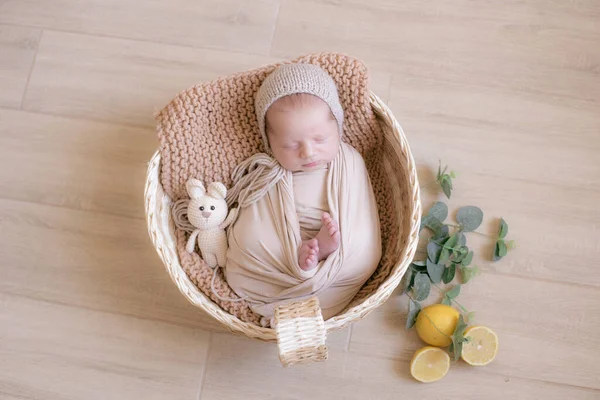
left=202, top=211, right=212, bottom=218
left=300, top=143, right=314, bottom=158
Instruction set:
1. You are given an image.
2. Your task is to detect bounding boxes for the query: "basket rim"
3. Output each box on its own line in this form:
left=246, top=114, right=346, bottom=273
left=144, top=91, right=421, bottom=341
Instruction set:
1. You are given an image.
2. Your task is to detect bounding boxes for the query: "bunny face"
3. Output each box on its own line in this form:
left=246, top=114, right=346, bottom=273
left=186, top=179, right=229, bottom=230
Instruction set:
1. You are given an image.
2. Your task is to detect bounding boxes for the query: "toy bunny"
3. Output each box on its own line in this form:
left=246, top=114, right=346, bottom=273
left=185, top=178, right=238, bottom=268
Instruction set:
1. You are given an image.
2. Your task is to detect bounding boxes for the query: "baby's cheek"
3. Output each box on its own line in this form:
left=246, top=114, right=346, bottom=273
left=273, top=151, right=296, bottom=167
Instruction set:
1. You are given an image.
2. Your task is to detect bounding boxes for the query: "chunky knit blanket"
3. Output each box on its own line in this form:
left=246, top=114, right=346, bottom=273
left=156, top=53, right=394, bottom=324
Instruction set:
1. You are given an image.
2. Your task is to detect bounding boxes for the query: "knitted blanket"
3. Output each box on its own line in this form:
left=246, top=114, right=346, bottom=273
left=156, top=53, right=393, bottom=324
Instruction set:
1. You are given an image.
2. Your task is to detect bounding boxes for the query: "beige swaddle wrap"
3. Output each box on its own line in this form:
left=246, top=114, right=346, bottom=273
left=225, top=142, right=382, bottom=324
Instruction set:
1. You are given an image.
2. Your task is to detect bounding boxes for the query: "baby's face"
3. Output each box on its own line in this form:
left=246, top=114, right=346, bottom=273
left=266, top=97, right=340, bottom=172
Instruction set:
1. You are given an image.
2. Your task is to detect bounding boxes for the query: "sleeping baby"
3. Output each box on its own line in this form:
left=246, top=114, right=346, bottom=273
left=224, top=63, right=382, bottom=326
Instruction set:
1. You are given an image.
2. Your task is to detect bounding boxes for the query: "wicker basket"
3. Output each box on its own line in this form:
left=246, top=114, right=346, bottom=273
left=144, top=92, right=421, bottom=367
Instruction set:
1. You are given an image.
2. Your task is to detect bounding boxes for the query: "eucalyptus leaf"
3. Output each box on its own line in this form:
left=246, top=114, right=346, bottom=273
left=446, top=285, right=461, bottom=299
left=460, top=265, right=479, bottom=284
left=425, top=217, right=444, bottom=234
left=404, top=269, right=414, bottom=293
left=494, top=240, right=507, bottom=261
left=450, top=315, right=469, bottom=362
left=420, top=215, right=438, bottom=232
left=445, top=233, right=460, bottom=249
left=406, top=298, right=421, bottom=329
left=420, top=202, right=448, bottom=232
left=441, top=296, right=452, bottom=306
left=443, top=263, right=456, bottom=284
left=439, top=248, right=451, bottom=265
left=413, top=273, right=431, bottom=301
left=453, top=247, right=468, bottom=263
left=428, top=202, right=449, bottom=223
left=454, top=314, right=468, bottom=338
left=450, top=336, right=463, bottom=362
left=409, top=272, right=416, bottom=290
left=453, top=315, right=468, bottom=345
left=448, top=314, right=468, bottom=361
left=427, top=259, right=445, bottom=284
left=427, top=241, right=442, bottom=264
left=412, top=260, right=426, bottom=267
left=441, top=178, right=452, bottom=199
left=444, top=174, right=453, bottom=189
left=456, top=206, right=484, bottom=232
left=432, top=225, right=450, bottom=240
left=458, top=232, right=467, bottom=247
left=461, top=251, right=474, bottom=267
left=454, top=253, right=466, bottom=264
left=498, top=240, right=508, bottom=257
left=466, top=311, right=476, bottom=323
left=499, top=218, right=508, bottom=239
left=452, top=248, right=461, bottom=259
left=411, top=261, right=427, bottom=272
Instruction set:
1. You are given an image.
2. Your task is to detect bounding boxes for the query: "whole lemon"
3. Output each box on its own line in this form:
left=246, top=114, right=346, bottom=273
left=415, top=304, right=460, bottom=347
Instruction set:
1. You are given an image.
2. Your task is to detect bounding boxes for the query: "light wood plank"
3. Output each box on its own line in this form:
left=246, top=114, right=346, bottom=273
left=0, top=24, right=40, bottom=108
left=389, top=76, right=599, bottom=190
left=367, top=69, right=392, bottom=103
left=0, top=109, right=156, bottom=219
left=0, top=293, right=210, bottom=400
left=272, top=0, right=600, bottom=100
left=20, top=30, right=393, bottom=128
left=350, top=273, right=600, bottom=389
left=199, top=333, right=599, bottom=400
left=22, top=30, right=280, bottom=127
left=0, top=0, right=279, bottom=54
left=0, top=198, right=225, bottom=332
left=293, top=0, right=600, bottom=35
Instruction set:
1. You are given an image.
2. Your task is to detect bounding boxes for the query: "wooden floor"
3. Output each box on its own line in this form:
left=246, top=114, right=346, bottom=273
left=1, top=1, right=599, bottom=398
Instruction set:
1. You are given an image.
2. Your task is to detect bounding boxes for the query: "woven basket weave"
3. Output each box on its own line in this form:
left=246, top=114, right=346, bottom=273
left=144, top=91, right=420, bottom=366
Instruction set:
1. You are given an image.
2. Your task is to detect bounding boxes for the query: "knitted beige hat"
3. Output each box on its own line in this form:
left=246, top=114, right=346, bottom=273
left=255, top=63, right=344, bottom=153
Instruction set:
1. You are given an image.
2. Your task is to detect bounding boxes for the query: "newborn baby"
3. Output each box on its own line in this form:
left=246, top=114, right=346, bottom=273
left=224, top=63, right=382, bottom=324
left=265, top=92, right=342, bottom=271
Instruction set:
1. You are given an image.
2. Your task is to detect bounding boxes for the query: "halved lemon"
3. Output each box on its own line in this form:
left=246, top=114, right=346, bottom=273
left=461, top=326, right=499, bottom=366
left=410, top=346, right=450, bottom=383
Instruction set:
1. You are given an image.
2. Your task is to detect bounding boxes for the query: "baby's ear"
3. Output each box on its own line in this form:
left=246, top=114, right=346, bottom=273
left=186, top=178, right=206, bottom=199
left=208, top=182, right=227, bottom=200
